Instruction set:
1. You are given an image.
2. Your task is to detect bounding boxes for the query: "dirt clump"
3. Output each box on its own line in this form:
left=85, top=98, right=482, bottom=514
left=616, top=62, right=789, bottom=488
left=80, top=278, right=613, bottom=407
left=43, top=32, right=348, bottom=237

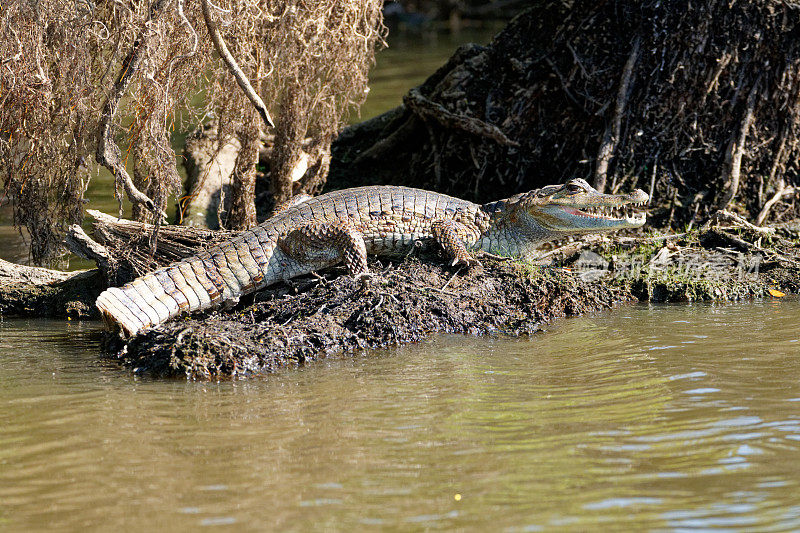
left=114, top=236, right=800, bottom=380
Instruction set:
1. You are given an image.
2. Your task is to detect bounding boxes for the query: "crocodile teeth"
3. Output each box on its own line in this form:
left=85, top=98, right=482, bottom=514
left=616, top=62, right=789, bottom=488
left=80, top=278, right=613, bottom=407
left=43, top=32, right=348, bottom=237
left=572, top=203, right=647, bottom=221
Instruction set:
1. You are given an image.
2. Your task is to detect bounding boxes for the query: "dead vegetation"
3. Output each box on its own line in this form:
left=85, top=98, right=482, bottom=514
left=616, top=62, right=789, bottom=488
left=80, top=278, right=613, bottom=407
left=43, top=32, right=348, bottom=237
left=0, top=0, right=384, bottom=264
left=330, top=1, right=800, bottom=228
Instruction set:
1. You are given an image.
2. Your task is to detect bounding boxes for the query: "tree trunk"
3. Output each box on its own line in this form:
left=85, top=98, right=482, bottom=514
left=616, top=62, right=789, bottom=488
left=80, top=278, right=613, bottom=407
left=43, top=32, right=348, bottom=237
left=227, top=114, right=260, bottom=229
left=270, top=85, right=306, bottom=206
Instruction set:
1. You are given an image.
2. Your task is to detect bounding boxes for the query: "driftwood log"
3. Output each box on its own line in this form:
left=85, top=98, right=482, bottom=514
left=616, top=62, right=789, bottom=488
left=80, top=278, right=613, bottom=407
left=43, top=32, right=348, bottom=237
left=0, top=258, right=104, bottom=318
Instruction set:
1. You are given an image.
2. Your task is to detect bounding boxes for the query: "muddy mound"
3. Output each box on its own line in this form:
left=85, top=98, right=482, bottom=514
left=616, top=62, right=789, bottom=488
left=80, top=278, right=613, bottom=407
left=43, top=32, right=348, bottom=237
left=118, top=258, right=632, bottom=379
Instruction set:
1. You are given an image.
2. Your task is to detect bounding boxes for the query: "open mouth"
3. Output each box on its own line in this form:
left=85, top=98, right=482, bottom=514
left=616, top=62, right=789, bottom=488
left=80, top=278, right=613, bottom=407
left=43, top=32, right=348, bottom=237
left=562, top=203, right=647, bottom=223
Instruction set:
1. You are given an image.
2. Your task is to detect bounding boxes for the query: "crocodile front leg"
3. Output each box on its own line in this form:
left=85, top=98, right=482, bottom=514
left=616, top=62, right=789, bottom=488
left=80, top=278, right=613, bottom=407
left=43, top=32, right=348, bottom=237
left=431, top=219, right=480, bottom=267
left=277, top=221, right=369, bottom=277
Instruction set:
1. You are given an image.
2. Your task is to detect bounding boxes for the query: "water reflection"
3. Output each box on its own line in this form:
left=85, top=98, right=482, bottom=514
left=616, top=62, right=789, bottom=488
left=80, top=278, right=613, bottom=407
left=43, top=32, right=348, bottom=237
left=1, top=300, right=800, bottom=530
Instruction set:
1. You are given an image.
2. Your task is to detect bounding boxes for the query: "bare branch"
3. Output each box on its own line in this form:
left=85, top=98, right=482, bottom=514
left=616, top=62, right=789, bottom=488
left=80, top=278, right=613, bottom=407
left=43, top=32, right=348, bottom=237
left=201, top=0, right=275, bottom=130
left=96, top=0, right=171, bottom=219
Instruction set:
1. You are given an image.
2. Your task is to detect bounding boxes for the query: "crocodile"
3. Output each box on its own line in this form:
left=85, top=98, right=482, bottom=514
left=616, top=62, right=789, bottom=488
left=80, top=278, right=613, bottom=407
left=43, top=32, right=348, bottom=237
left=96, top=179, right=648, bottom=336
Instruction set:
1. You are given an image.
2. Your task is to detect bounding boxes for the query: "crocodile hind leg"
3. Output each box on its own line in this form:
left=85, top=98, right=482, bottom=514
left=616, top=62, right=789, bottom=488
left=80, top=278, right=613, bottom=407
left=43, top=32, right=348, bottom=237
left=431, top=220, right=480, bottom=267
left=277, top=221, right=369, bottom=278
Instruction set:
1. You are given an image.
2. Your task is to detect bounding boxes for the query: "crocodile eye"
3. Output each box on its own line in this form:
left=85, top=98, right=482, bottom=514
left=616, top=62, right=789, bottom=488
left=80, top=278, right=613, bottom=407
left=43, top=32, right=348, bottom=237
left=567, top=183, right=583, bottom=193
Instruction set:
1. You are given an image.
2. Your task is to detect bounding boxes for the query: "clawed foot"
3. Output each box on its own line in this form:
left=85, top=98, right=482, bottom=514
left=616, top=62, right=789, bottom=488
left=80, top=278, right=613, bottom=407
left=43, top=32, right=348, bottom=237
left=450, top=255, right=481, bottom=268
left=477, top=251, right=511, bottom=262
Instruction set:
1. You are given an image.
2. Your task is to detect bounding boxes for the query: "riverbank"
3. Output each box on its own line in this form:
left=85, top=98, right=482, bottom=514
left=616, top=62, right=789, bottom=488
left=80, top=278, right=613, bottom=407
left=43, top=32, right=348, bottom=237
left=2, top=208, right=796, bottom=379
left=110, top=218, right=800, bottom=379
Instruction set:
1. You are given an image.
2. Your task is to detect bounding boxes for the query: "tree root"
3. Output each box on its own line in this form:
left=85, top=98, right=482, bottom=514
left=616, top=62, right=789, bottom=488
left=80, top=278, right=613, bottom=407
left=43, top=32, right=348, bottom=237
left=717, top=79, right=760, bottom=210
left=757, top=185, right=798, bottom=226
left=594, top=36, right=640, bottom=193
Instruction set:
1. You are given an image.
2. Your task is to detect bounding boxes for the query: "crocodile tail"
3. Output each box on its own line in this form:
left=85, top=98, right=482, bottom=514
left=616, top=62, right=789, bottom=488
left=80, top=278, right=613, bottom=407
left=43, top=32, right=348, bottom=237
left=95, top=255, right=230, bottom=337
left=96, top=231, right=273, bottom=337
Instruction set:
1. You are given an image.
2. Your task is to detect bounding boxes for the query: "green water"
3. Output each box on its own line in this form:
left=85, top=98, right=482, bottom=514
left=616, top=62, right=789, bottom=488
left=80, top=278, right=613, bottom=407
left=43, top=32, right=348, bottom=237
left=2, top=301, right=800, bottom=530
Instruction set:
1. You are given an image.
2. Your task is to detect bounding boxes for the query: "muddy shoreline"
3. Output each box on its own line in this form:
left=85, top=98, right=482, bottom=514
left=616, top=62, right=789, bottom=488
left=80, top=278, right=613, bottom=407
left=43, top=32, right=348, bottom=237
left=110, top=225, right=800, bottom=379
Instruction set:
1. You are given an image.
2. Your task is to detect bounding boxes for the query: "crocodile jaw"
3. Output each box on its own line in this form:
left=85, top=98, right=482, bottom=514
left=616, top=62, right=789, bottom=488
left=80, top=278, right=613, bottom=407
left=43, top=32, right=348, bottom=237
left=521, top=186, right=650, bottom=234
left=541, top=203, right=648, bottom=232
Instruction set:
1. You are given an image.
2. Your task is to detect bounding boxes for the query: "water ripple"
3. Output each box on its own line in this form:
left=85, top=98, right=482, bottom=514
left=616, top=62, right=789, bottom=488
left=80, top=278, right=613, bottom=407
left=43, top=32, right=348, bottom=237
left=2, top=302, right=800, bottom=530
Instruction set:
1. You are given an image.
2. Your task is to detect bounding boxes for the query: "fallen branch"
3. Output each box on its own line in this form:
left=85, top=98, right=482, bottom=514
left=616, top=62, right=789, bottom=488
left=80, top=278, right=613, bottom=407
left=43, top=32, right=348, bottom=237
left=707, top=227, right=800, bottom=267
left=0, top=258, right=104, bottom=319
left=0, top=258, right=75, bottom=285
left=614, top=233, right=688, bottom=246
left=532, top=242, right=586, bottom=263
left=64, top=224, right=118, bottom=283
left=707, top=209, right=775, bottom=236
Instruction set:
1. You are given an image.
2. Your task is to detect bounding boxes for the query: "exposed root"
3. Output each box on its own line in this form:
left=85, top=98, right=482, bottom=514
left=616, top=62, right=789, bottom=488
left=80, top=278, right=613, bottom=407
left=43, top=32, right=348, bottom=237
left=594, top=36, right=640, bottom=193
left=404, top=87, right=519, bottom=147
left=95, top=0, right=171, bottom=220
left=717, top=80, right=760, bottom=210
left=757, top=185, right=798, bottom=226
left=330, top=3, right=800, bottom=227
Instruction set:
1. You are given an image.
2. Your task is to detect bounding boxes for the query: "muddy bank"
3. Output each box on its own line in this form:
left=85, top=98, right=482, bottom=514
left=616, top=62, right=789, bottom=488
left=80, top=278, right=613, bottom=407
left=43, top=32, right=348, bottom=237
left=114, top=220, right=800, bottom=379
